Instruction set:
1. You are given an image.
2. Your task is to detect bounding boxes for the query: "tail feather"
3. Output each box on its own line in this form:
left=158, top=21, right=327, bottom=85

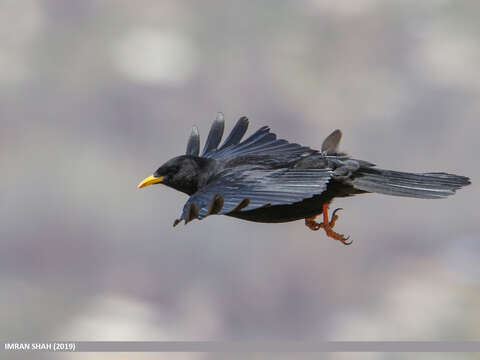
left=352, top=167, right=470, bottom=199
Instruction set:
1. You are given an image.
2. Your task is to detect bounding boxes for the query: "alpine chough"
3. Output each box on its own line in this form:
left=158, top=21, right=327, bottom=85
left=138, top=113, right=470, bottom=244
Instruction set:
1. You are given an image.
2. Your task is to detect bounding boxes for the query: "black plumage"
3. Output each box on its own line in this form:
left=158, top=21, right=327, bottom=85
left=138, top=114, right=470, bottom=244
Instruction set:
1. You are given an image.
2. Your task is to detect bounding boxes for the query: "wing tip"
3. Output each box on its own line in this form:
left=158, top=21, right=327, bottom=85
left=216, top=112, right=225, bottom=122
left=238, top=115, right=249, bottom=123
left=186, top=125, right=200, bottom=156
left=321, top=129, right=342, bottom=153
left=201, top=113, right=226, bottom=155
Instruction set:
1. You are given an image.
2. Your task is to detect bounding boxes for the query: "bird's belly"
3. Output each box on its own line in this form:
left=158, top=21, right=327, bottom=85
left=227, top=195, right=329, bottom=223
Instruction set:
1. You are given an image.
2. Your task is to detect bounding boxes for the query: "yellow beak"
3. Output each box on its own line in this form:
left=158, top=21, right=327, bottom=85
left=137, top=175, right=163, bottom=189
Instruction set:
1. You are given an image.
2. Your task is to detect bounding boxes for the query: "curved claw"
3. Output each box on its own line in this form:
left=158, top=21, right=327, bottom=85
left=341, top=236, right=352, bottom=246
left=312, top=225, right=320, bottom=231
left=332, top=208, right=343, bottom=218
left=305, top=218, right=321, bottom=231
left=306, top=205, right=352, bottom=245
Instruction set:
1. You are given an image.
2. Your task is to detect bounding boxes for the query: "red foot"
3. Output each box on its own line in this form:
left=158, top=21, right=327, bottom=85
left=305, top=203, right=351, bottom=245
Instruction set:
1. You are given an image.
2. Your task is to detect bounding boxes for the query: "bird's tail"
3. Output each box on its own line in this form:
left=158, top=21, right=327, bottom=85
left=351, top=167, right=470, bottom=199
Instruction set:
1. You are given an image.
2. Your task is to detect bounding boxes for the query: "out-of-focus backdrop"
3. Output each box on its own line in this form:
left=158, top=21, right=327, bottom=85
left=1, top=1, right=479, bottom=359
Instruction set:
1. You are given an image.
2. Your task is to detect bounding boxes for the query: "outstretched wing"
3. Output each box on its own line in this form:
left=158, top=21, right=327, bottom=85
left=174, top=167, right=333, bottom=225
left=192, top=113, right=318, bottom=161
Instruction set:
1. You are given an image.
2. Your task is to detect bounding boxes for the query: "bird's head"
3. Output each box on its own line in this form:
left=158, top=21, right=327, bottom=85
left=137, top=155, right=211, bottom=195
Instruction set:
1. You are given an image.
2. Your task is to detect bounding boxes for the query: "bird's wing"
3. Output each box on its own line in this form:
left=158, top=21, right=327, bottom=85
left=185, top=126, right=200, bottom=156
left=194, top=113, right=318, bottom=160
left=321, top=129, right=342, bottom=154
left=174, top=167, right=333, bottom=225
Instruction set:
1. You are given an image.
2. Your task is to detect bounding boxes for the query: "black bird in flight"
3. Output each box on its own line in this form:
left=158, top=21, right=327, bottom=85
left=138, top=113, right=470, bottom=245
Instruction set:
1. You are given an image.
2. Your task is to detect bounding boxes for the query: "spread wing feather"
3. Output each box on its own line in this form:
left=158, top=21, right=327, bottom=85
left=192, top=115, right=317, bottom=160
left=185, top=126, right=200, bottom=156
left=201, top=112, right=225, bottom=156
left=217, top=116, right=249, bottom=151
left=209, top=124, right=316, bottom=159
left=175, top=168, right=333, bottom=225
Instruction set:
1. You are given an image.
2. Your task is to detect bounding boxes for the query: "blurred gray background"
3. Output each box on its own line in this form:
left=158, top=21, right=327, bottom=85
left=1, top=1, right=479, bottom=359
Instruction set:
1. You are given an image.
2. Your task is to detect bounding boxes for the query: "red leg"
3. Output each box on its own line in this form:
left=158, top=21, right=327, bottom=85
left=305, top=203, right=351, bottom=245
